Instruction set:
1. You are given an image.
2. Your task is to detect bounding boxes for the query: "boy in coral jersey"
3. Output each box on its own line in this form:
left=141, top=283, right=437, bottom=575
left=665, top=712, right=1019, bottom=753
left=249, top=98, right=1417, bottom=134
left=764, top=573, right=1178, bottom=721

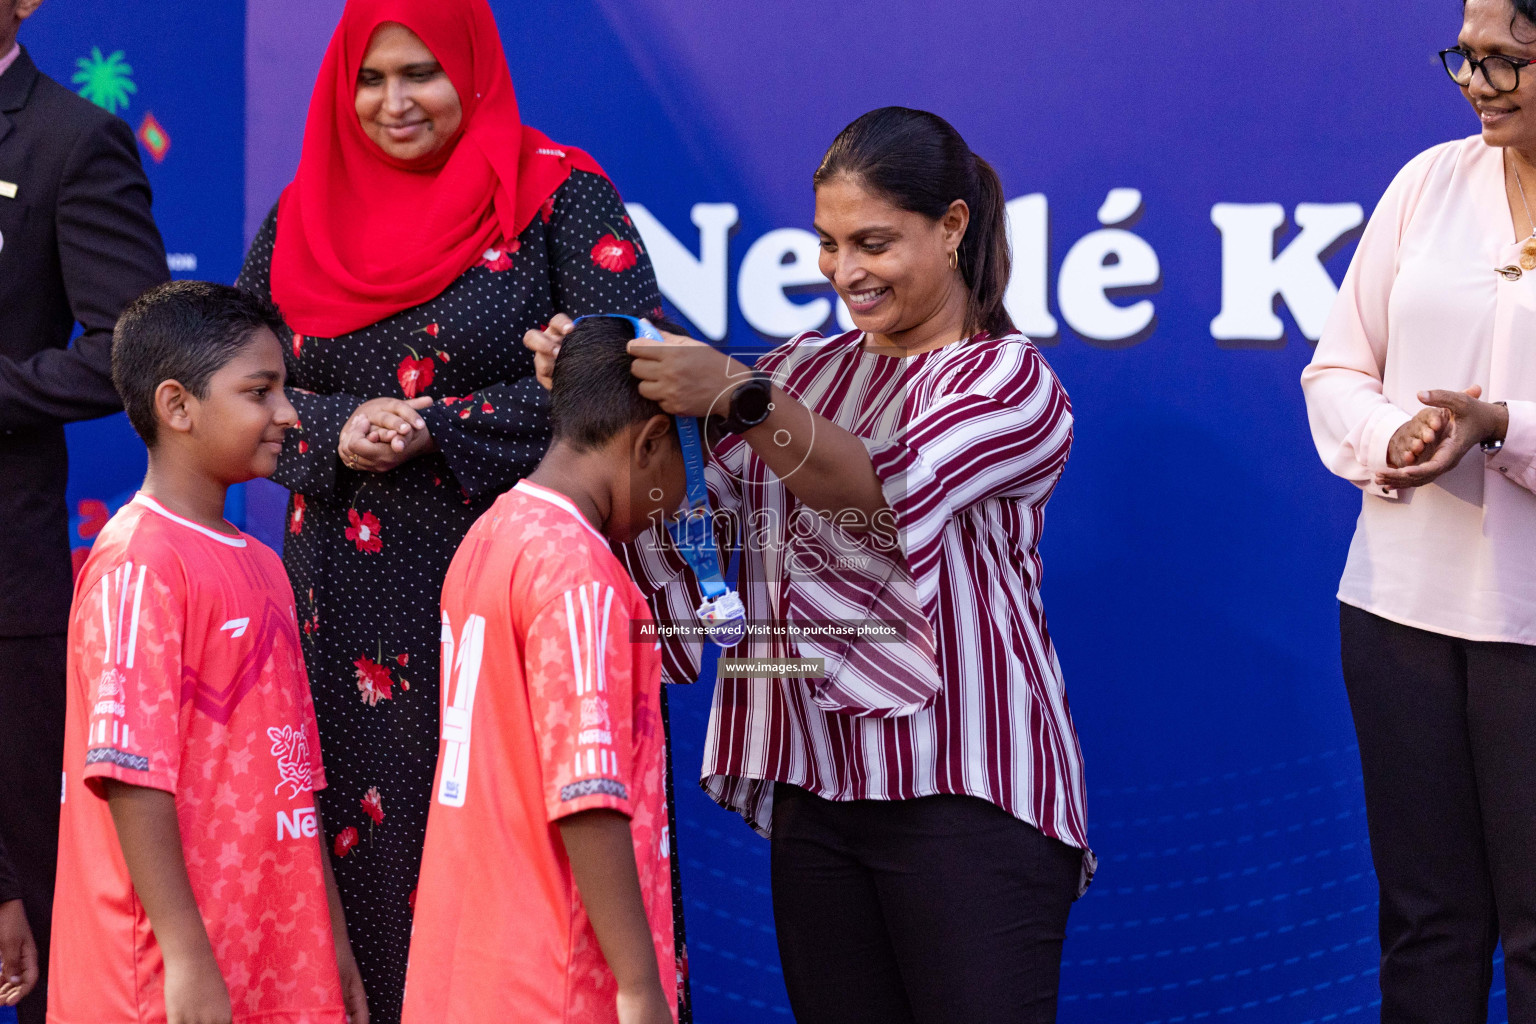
left=402, top=316, right=688, bottom=1024
left=49, top=282, right=368, bottom=1024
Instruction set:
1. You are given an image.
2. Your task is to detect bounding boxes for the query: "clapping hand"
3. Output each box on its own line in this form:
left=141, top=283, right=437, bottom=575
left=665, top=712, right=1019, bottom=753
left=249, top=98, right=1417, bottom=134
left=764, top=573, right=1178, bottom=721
left=1375, top=386, right=1509, bottom=490
left=1386, top=404, right=1452, bottom=469
left=339, top=396, right=434, bottom=473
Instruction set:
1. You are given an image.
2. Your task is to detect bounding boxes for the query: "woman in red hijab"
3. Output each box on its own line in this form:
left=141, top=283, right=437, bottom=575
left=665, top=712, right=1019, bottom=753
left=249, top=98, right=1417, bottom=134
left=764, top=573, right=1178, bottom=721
left=236, top=3, right=670, bottom=1020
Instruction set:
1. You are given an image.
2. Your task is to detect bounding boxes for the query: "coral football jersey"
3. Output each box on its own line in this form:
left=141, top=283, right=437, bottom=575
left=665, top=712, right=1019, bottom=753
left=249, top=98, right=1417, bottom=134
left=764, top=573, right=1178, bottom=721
left=50, top=494, right=345, bottom=1024
left=403, top=480, right=675, bottom=1024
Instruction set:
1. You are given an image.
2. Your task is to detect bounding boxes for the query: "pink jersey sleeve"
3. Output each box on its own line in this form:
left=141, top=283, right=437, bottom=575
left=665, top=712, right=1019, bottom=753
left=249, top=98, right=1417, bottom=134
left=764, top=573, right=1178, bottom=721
left=525, top=582, right=637, bottom=822
left=77, top=563, right=186, bottom=796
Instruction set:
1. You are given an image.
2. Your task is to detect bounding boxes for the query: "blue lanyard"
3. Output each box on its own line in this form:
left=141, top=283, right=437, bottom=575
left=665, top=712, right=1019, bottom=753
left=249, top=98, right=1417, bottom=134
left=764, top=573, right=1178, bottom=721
left=569, top=315, right=730, bottom=600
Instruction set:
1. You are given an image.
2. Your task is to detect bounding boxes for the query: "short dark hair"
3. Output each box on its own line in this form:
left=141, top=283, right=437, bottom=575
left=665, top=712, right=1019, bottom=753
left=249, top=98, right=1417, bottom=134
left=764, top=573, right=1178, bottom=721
left=814, top=106, right=1015, bottom=340
left=112, top=280, right=287, bottom=445
left=549, top=315, right=683, bottom=452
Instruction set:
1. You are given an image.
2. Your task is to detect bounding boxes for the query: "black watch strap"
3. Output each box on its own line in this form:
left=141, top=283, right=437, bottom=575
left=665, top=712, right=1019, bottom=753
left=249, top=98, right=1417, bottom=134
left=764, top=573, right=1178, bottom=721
left=717, top=370, right=775, bottom=435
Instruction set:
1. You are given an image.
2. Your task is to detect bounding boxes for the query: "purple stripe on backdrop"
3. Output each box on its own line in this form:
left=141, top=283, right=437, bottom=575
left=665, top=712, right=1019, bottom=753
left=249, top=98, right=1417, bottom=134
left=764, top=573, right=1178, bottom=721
left=244, top=0, right=344, bottom=244
left=244, top=0, right=342, bottom=548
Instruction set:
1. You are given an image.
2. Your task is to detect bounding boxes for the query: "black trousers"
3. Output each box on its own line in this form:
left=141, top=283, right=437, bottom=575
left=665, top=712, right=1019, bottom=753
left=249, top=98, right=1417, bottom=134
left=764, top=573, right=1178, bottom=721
left=0, top=635, right=66, bottom=1024
left=1340, top=604, right=1536, bottom=1024
left=770, top=784, right=1081, bottom=1024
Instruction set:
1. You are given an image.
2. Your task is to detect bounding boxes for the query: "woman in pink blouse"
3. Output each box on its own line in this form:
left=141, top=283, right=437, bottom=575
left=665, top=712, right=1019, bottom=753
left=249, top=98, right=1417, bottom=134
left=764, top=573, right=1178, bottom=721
left=529, top=107, right=1090, bottom=1024
left=1302, top=0, right=1536, bottom=1018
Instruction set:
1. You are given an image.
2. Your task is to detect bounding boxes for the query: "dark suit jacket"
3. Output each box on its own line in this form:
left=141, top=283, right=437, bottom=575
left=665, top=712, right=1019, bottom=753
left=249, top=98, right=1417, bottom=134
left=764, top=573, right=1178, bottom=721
left=0, top=47, right=168, bottom=637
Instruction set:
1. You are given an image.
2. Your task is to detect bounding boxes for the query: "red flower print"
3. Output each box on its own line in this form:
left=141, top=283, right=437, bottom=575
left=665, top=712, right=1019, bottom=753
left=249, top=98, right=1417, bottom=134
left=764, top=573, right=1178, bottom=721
left=298, top=440, right=309, bottom=454
left=414, top=322, right=440, bottom=337
left=289, top=493, right=306, bottom=535
left=437, top=350, right=451, bottom=363
left=480, top=402, right=494, bottom=414
left=477, top=239, right=519, bottom=272
left=591, top=234, right=637, bottom=273
left=459, top=408, right=471, bottom=419
left=292, top=332, right=305, bottom=359
left=346, top=509, right=382, bottom=553
left=396, top=653, right=409, bottom=667
left=398, top=351, right=435, bottom=399
left=623, top=215, right=632, bottom=227
left=353, top=656, right=394, bottom=705
left=540, top=195, right=556, bottom=223
left=77, top=499, right=110, bottom=540
left=408, top=887, right=418, bottom=910
left=361, top=786, right=384, bottom=825
left=333, top=826, right=359, bottom=857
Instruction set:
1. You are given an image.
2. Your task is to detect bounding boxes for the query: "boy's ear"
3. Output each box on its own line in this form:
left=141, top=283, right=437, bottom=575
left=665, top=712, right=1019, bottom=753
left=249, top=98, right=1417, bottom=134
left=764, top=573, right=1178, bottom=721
left=153, top=379, right=197, bottom=437
left=632, top=413, right=675, bottom=469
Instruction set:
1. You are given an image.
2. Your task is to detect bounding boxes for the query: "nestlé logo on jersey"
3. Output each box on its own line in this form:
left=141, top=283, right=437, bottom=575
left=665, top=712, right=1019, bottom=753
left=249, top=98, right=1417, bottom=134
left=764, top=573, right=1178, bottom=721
left=579, top=694, right=612, bottom=746
left=276, top=805, right=318, bottom=841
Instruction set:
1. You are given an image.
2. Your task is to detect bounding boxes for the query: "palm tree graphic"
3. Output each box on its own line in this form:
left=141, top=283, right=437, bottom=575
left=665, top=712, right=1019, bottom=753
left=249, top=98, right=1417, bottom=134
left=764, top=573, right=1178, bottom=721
left=71, top=47, right=136, bottom=114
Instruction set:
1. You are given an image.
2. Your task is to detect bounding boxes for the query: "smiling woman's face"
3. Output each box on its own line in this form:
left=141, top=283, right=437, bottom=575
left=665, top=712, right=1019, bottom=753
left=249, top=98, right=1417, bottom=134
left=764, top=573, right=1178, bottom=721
left=813, top=173, right=968, bottom=342
left=1458, top=0, right=1536, bottom=153
left=354, top=22, right=463, bottom=162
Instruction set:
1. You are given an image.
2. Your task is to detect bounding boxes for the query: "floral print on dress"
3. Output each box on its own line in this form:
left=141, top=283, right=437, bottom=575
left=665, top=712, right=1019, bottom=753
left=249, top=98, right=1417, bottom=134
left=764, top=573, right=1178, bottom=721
left=334, top=826, right=359, bottom=857
left=361, top=787, right=385, bottom=836
left=292, top=332, right=305, bottom=360
left=591, top=233, right=637, bottom=273
left=477, top=239, right=520, bottom=272
left=397, top=348, right=435, bottom=399
left=354, top=655, right=394, bottom=705
left=290, top=493, right=306, bottom=535
left=346, top=509, right=382, bottom=553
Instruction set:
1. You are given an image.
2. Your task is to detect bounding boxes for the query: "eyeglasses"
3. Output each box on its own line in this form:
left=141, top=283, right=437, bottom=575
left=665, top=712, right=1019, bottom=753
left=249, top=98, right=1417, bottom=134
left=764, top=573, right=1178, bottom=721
left=1440, top=47, right=1536, bottom=93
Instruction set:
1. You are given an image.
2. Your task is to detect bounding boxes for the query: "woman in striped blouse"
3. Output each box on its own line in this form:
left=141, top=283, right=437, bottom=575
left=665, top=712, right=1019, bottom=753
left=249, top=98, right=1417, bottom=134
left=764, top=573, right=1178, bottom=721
left=528, top=106, right=1091, bottom=1024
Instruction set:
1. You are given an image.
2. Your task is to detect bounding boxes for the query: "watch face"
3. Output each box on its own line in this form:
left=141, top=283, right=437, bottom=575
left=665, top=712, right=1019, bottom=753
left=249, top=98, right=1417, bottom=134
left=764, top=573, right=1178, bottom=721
left=734, top=380, right=773, bottom=425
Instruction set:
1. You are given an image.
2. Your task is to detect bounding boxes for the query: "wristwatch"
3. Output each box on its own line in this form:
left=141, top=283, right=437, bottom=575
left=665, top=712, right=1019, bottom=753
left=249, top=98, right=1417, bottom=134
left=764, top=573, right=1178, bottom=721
left=1481, top=400, right=1509, bottom=454
left=714, top=370, right=775, bottom=435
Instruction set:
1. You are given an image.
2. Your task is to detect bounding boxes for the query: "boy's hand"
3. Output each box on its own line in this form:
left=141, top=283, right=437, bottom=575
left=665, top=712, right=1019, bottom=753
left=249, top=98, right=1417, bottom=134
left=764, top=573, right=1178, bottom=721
left=337, top=942, right=369, bottom=1024
left=163, top=951, right=232, bottom=1024
left=616, top=984, right=673, bottom=1024
left=0, top=898, right=37, bottom=1006
left=523, top=314, right=574, bottom=391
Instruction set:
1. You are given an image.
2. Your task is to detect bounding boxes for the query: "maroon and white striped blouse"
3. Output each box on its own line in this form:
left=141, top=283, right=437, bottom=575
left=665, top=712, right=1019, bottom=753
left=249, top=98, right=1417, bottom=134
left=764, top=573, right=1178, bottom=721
left=626, top=329, right=1094, bottom=891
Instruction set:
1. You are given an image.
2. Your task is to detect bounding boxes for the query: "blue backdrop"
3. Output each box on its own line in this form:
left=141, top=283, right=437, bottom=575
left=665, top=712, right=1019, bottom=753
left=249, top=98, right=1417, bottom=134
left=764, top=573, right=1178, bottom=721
left=23, top=0, right=1497, bottom=1021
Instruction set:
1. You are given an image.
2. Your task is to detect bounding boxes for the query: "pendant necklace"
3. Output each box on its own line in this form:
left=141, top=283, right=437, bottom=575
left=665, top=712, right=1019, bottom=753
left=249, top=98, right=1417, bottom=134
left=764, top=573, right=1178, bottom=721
left=1510, top=148, right=1536, bottom=270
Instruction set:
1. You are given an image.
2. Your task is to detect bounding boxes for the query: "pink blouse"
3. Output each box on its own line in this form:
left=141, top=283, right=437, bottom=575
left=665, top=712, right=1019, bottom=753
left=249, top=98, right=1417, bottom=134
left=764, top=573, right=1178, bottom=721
left=1302, top=134, right=1536, bottom=644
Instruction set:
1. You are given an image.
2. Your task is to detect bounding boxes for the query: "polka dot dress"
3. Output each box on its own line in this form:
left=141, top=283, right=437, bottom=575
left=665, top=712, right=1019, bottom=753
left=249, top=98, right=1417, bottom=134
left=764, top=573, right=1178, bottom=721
left=238, top=170, right=691, bottom=1024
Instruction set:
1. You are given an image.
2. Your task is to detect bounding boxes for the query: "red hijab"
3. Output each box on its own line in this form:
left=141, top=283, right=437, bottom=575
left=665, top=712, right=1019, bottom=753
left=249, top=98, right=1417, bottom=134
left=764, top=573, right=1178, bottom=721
left=271, top=0, right=607, bottom=337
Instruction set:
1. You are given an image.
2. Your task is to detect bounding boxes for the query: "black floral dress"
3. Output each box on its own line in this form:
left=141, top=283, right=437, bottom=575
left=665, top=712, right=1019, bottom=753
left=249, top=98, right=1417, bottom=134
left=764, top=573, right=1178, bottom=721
left=237, top=170, right=690, bottom=1024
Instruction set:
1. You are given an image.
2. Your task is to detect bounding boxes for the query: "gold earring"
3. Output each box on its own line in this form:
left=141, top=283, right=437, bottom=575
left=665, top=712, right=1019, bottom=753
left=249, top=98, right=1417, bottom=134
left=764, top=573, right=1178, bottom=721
left=948, top=249, right=959, bottom=271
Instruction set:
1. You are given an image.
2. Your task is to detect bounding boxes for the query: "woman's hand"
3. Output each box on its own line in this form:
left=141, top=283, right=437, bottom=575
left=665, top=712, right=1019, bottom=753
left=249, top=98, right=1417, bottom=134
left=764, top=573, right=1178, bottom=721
left=1375, top=386, right=1508, bottom=490
left=339, top=396, right=434, bottom=473
left=1387, top=406, right=1451, bottom=468
left=628, top=324, right=754, bottom=418
left=524, top=314, right=575, bottom=391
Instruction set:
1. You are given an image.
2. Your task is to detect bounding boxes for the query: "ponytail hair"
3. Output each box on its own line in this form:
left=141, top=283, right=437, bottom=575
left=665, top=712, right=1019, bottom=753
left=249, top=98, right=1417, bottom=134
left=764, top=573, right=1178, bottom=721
left=813, top=107, right=1014, bottom=339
